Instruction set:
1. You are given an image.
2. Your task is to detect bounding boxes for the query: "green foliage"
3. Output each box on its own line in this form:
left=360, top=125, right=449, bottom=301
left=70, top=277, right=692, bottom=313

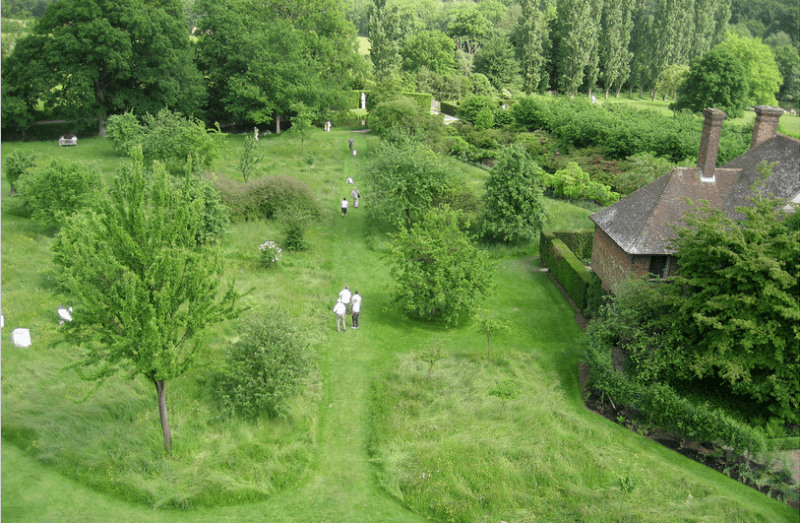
left=475, top=311, right=509, bottom=360
left=671, top=45, right=749, bottom=118
left=290, top=102, right=315, bottom=154
left=368, top=98, right=422, bottom=139
left=773, top=44, right=800, bottom=102
left=177, top=176, right=230, bottom=245
left=237, top=135, right=262, bottom=183
left=717, top=32, right=783, bottom=107
left=542, top=162, right=620, bottom=206
left=457, top=94, right=496, bottom=125
left=213, top=175, right=320, bottom=223
left=616, top=152, right=677, bottom=195
left=387, top=206, right=496, bottom=325
left=668, top=190, right=800, bottom=423
left=276, top=206, right=315, bottom=252
left=473, top=32, right=520, bottom=92
left=52, top=151, right=241, bottom=451
left=3, top=149, right=37, bottom=194
left=216, top=309, right=313, bottom=419
left=547, top=239, right=601, bottom=313
left=361, top=138, right=459, bottom=228
left=1, top=0, right=205, bottom=129
left=105, top=112, right=145, bottom=156
left=140, top=109, right=225, bottom=176
left=478, top=144, right=549, bottom=244
left=400, top=30, right=457, bottom=75
left=16, top=158, right=101, bottom=229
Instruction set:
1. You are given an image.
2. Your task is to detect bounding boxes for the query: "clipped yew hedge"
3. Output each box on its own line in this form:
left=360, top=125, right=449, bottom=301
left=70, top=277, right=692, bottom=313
left=540, top=231, right=605, bottom=317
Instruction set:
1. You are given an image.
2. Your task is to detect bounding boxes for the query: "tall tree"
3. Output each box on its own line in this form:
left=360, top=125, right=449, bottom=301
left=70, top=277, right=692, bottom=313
left=599, top=0, right=634, bottom=98
left=773, top=44, right=800, bottom=102
left=400, top=30, right=458, bottom=76
left=53, top=151, right=240, bottom=452
left=515, top=0, right=552, bottom=95
left=668, top=188, right=800, bottom=423
left=583, top=0, right=605, bottom=98
left=648, top=0, right=696, bottom=100
left=670, top=44, right=748, bottom=117
left=715, top=32, right=783, bottom=107
left=688, top=0, right=731, bottom=61
left=478, top=144, right=549, bottom=244
left=627, top=0, right=655, bottom=97
left=473, top=32, right=520, bottom=92
left=555, top=0, right=593, bottom=96
left=361, top=138, right=457, bottom=228
left=1, top=0, right=206, bottom=136
left=368, top=0, right=401, bottom=77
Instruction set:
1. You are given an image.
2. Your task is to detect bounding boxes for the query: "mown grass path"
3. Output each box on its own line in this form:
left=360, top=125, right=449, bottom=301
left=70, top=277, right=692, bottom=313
left=2, top=174, right=427, bottom=522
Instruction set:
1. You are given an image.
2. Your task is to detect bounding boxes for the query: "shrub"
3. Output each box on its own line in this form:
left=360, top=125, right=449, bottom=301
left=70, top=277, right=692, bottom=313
left=214, top=175, right=320, bottom=223
left=541, top=162, right=620, bottom=206
left=106, top=112, right=144, bottom=156
left=3, top=149, right=36, bottom=194
left=216, top=309, right=314, bottom=419
left=140, top=109, right=225, bottom=175
left=276, top=207, right=314, bottom=251
left=258, top=240, right=282, bottom=269
left=16, top=158, right=102, bottom=229
left=180, top=177, right=229, bottom=245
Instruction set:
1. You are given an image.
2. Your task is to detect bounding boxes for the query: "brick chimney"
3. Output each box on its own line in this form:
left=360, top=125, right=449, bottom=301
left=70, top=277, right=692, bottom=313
left=750, top=105, right=784, bottom=149
left=697, top=108, right=727, bottom=180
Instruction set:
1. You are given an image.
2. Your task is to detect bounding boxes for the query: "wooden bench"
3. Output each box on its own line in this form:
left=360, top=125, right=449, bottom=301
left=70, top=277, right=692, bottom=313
left=58, top=136, right=78, bottom=146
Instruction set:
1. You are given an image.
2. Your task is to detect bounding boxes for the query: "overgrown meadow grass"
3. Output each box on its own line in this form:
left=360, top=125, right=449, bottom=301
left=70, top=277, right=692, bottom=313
left=2, top=130, right=796, bottom=521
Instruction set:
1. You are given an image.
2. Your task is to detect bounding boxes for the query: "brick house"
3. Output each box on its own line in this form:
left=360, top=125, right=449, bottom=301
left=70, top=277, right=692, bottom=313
left=589, top=106, right=800, bottom=293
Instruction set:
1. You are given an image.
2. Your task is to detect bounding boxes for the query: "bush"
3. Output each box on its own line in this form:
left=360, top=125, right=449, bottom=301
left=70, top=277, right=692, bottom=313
left=214, top=175, right=320, bottom=223
left=3, top=149, right=36, bottom=194
left=106, top=112, right=144, bottom=156
left=216, top=309, right=314, bottom=419
left=180, top=177, right=229, bottom=245
left=258, top=240, right=282, bottom=269
left=140, top=109, right=225, bottom=175
left=16, top=158, right=102, bottom=229
left=541, top=162, right=620, bottom=206
left=276, top=207, right=314, bottom=251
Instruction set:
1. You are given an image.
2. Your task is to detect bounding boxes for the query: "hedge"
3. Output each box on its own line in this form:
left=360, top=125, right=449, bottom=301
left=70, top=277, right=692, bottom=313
left=554, top=229, right=593, bottom=261
left=440, top=101, right=460, bottom=116
left=585, top=340, right=767, bottom=457
left=402, top=92, right=433, bottom=114
left=540, top=231, right=605, bottom=317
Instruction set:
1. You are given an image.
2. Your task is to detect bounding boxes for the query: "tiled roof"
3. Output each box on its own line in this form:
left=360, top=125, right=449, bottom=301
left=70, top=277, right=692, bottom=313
left=590, top=133, right=800, bottom=255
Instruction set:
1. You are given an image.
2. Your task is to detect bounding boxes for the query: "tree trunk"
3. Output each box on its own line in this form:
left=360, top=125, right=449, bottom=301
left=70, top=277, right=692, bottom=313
left=154, top=379, right=172, bottom=452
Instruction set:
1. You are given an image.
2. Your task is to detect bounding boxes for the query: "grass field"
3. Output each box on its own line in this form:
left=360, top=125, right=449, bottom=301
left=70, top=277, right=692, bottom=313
left=1, top=129, right=796, bottom=522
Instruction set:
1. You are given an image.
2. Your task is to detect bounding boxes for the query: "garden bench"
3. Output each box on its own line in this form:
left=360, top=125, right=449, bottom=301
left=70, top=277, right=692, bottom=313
left=58, top=136, right=78, bottom=146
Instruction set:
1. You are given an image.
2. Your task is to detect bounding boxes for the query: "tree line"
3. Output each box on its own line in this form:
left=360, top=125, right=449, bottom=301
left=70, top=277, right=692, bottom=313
left=2, top=0, right=798, bottom=139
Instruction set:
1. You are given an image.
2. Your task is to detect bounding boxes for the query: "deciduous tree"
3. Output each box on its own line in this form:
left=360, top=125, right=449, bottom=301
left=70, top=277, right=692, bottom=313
left=388, top=206, right=496, bottom=325
left=53, top=150, right=241, bottom=452
left=1, top=0, right=206, bottom=136
left=478, top=144, right=549, bottom=244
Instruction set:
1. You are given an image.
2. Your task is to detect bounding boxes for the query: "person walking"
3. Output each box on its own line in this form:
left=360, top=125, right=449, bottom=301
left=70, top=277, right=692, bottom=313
left=341, top=197, right=349, bottom=217
left=348, top=138, right=354, bottom=150
left=333, top=298, right=347, bottom=331
left=351, top=291, right=361, bottom=329
left=339, top=285, right=352, bottom=314
left=351, top=187, right=360, bottom=209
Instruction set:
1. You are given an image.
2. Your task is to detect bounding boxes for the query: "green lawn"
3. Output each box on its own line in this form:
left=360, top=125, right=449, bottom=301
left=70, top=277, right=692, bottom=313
left=1, top=130, right=795, bottom=522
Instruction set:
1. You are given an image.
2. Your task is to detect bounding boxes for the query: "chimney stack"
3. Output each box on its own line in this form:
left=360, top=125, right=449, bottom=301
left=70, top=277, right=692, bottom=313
left=750, top=105, right=783, bottom=149
left=697, top=108, right=727, bottom=179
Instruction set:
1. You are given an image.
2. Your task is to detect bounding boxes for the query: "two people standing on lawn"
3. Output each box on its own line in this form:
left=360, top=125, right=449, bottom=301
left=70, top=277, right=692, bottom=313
left=333, top=286, right=362, bottom=331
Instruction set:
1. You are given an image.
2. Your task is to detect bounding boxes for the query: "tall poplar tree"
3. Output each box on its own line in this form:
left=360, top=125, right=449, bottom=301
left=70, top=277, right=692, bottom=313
left=583, top=0, right=605, bottom=98
left=555, top=0, right=593, bottom=96
left=648, top=0, right=695, bottom=99
left=516, top=0, right=552, bottom=95
left=600, top=0, right=634, bottom=98
left=369, top=0, right=401, bottom=78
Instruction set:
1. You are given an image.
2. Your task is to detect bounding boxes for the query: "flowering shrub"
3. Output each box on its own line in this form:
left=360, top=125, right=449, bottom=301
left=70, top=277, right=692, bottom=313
left=259, top=241, right=282, bottom=269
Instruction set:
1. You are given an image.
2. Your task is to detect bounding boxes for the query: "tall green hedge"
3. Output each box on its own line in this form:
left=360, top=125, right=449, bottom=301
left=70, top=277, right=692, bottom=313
left=540, top=230, right=605, bottom=317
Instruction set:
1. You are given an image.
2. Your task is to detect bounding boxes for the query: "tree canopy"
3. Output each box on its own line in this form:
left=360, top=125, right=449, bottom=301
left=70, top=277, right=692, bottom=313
left=53, top=151, right=241, bottom=451
left=388, top=206, right=496, bottom=325
left=1, top=0, right=206, bottom=135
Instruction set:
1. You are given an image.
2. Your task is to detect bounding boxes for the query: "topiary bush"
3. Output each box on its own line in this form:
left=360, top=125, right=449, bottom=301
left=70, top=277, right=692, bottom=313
left=216, top=308, right=314, bottom=419
left=106, top=112, right=144, bottom=156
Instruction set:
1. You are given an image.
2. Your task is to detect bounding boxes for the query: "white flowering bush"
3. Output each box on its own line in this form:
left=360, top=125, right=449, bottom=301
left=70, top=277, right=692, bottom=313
left=259, top=240, right=282, bottom=269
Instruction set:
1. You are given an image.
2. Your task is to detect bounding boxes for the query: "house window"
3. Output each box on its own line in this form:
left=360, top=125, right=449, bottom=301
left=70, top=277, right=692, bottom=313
left=649, top=256, right=668, bottom=278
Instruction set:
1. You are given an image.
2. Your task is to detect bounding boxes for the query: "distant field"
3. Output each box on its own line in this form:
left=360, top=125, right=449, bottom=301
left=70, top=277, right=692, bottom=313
left=357, top=35, right=369, bottom=56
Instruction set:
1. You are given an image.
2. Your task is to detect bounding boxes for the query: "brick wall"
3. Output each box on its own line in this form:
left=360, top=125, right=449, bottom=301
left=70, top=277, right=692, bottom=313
left=591, top=226, right=633, bottom=291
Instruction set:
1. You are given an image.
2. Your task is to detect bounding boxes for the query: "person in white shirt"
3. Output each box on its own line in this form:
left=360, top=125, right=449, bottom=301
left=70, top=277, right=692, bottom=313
left=351, top=291, right=361, bottom=329
left=339, top=286, right=352, bottom=313
left=333, top=299, right=347, bottom=331
left=341, top=198, right=349, bottom=217
left=351, top=188, right=360, bottom=208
